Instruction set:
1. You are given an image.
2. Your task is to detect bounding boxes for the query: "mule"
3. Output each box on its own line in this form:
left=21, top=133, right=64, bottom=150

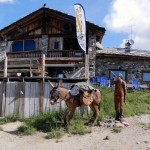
left=48, top=81, right=102, bottom=129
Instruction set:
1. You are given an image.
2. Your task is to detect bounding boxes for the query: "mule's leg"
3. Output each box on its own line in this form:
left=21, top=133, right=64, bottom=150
left=64, top=108, right=69, bottom=128
left=66, top=107, right=76, bottom=130
left=89, top=103, right=99, bottom=126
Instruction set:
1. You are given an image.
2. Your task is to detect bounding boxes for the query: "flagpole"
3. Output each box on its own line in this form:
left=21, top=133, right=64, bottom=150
left=74, top=4, right=89, bottom=82
left=85, top=51, right=89, bottom=83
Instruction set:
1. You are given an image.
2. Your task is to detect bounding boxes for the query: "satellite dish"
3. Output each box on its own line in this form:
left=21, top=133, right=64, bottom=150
left=95, top=42, right=103, bottom=50
left=129, top=39, right=134, bottom=45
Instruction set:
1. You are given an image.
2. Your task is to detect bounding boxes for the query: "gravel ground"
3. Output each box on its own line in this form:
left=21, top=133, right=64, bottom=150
left=0, top=114, right=150, bottom=150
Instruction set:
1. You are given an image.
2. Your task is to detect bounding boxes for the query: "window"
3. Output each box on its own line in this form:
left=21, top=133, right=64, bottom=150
left=12, top=40, right=35, bottom=52
left=143, top=72, right=150, bottom=81
left=110, top=70, right=126, bottom=81
left=12, top=41, right=23, bottom=52
left=54, top=41, right=60, bottom=50
left=24, top=40, right=35, bottom=51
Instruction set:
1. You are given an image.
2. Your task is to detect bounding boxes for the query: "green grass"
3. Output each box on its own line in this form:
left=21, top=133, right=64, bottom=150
left=140, top=122, right=150, bottom=129
left=0, top=88, right=149, bottom=138
left=0, top=113, right=23, bottom=125
left=112, top=127, right=122, bottom=133
left=98, top=87, right=150, bottom=120
left=68, top=115, right=92, bottom=135
left=47, top=129, right=65, bottom=139
left=24, top=111, right=64, bottom=132
left=17, top=125, right=36, bottom=135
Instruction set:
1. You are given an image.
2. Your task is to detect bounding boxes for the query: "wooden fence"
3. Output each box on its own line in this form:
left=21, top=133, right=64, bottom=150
left=0, top=81, right=72, bottom=118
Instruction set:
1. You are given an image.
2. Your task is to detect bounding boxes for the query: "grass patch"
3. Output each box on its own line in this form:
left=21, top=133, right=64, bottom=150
left=98, top=87, right=150, bottom=119
left=47, top=129, right=65, bottom=139
left=24, top=111, right=64, bottom=132
left=68, top=114, right=92, bottom=135
left=0, top=113, right=23, bottom=125
left=17, top=125, right=36, bottom=135
left=112, top=127, right=122, bottom=133
left=140, top=122, right=150, bottom=129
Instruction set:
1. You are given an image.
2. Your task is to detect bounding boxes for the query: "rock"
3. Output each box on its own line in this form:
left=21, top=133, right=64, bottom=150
left=115, top=120, right=120, bottom=123
left=122, top=121, right=129, bottom=126
left=146, top=146, right=150, bottom=150
left=103, top=135, right=110, bottom=140
left=114, top=122, right=125, bottom=128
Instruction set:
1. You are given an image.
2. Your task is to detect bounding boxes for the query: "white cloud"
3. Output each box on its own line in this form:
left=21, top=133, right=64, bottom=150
left=104, top=0, right=150, bottom=50
left=0, top=0, right=16, bottom=3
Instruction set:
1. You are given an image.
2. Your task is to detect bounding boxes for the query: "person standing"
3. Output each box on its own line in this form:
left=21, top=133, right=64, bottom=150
left=111, top=73, right=127, bottom=122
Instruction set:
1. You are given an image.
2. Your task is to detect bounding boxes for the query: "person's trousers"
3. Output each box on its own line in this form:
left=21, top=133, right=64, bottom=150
left=114, top=95, right=124, bottom=118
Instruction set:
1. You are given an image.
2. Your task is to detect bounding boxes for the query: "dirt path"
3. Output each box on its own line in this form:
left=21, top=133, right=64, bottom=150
left=0, top=114, right=150, bottom=150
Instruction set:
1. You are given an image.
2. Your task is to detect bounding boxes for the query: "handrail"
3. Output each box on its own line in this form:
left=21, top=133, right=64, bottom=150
left=47, top=50, right=84, bottom=58
left=7, top=50, right=85, bottom=58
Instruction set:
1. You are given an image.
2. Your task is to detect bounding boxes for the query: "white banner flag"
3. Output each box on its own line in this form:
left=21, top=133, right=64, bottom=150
left=74, top=4, right=86, bottom=52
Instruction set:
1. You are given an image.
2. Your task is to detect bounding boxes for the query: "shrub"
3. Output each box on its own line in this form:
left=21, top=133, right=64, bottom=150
left=47, top=129, right=65, bottom=139
left=17, top=125, right=36, bottom=135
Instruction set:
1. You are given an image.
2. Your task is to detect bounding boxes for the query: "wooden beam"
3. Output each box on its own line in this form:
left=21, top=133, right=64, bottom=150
left=45, top=57, right=84, bottom=61
left=85, top=54, right=89, bottom=82
left=0, top=69, right=39, bottom=73
left=7, top=64, right=36, bottom=68
left=41, top=54, right=45, bottom=77
left=4, top=56, right=7, bottom=77
left=45, top=64, right=84, bottom=67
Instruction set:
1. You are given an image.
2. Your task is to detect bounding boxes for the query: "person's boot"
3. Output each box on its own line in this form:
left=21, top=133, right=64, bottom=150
left=115, top=113, right=120, bottom=121
left=119, top=113, right=125, bottom=123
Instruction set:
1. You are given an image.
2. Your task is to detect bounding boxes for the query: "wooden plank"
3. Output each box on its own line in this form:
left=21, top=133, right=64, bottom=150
left=45, top=64, right=84, bottom=67
left=8, top=58, right=39, bottom=61
left=34, top=82, right=39, bottom=115
left=45, top=57, right=84, bottom=61
left=1, top=82, right=6, bottom=117
left=29, top=82, right=35, bottom=116
left=24, top=82, right=30, bottom=117
left=43, top=82, right=51, bottom=112
left=19, top=82, right=25, bottom=117
left=7, top=64, right=35, bottom=68
left=4, top=56, right=7, bottom=77
left=14, top=82, right=20, bottom=114
left=6, top=69, right=39, bottom=73
left=39, top=80, right=44, bottom=113
left=5, top=82, right=10, bottom=116
left=5, top=82, right=15, bottom=116
left=0, top=82, right=3, bottom=116
left=9, top=82, right=16, bottom=115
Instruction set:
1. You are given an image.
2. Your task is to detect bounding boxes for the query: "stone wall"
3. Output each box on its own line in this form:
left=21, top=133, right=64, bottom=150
left=95, top=55, right=150, bottom=85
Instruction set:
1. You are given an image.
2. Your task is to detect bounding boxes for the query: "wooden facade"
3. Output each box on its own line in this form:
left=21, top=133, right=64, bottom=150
left=0, top=7, right=105, bottom=117
left=0, top=81, right=74, bottom=117
left=0, top=7, right=105, bottom=79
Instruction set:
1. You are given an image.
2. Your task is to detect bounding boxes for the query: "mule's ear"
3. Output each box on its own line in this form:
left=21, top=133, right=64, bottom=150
left=58, top=79, right=63, bottom=87
left=48, top=80, right=54, bottom=88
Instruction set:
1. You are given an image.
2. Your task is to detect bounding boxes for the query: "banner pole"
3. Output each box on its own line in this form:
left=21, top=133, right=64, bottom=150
left=85, top=53, right=89, bottom=83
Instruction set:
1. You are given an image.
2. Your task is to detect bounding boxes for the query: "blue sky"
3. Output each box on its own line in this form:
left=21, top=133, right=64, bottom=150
left=0, top=0, right=150, bottom=50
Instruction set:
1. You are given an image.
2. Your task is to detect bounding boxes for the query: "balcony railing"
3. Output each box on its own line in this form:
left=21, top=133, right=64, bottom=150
left=7, top=50, right=42, bottom=58
left=47, top=50, right=84, bottom=58
left=7, top=50, right=85, bottom=59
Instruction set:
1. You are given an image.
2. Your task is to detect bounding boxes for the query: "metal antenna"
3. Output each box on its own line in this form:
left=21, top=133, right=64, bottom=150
left=130, top=24, right=133, bottom=40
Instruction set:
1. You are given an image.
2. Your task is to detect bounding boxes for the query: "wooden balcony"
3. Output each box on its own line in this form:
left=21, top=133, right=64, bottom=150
left=7, top=50, right=85, bottom=61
